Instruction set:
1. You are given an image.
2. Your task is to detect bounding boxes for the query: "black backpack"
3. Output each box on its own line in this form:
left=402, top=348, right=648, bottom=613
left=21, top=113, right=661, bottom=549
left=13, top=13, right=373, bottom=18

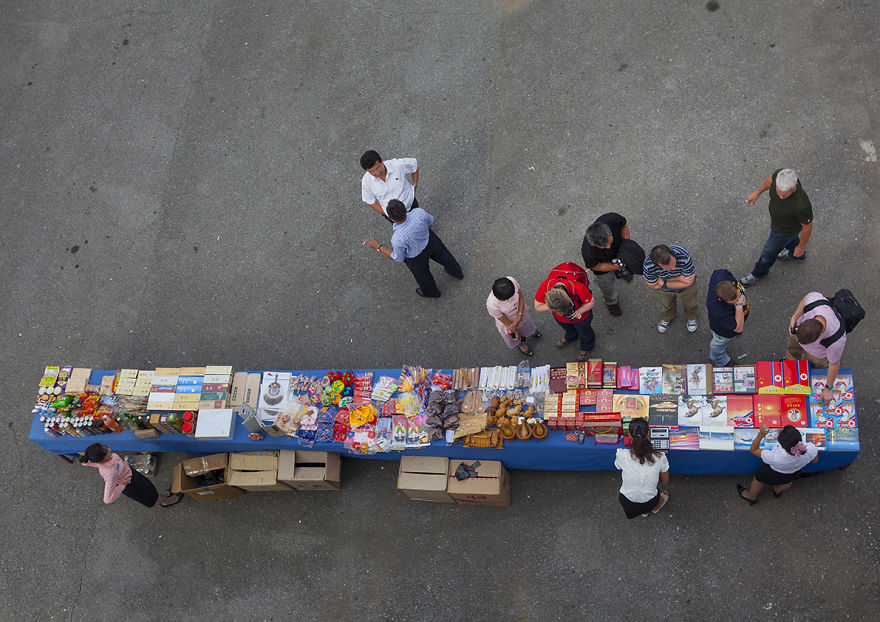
left=802, top=289, right=865, bottom=347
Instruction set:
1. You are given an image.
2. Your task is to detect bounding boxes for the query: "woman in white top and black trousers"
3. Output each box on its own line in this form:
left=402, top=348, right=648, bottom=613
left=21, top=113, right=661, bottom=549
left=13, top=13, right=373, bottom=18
left=737, top=424, right=819, bottom=504
left=614, top=419, right=670, bottom=518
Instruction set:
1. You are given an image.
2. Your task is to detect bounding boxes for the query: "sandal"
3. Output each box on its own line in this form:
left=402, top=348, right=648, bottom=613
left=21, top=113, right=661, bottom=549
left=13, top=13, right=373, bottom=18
left=577, top=350, right=591, bottom=361
left=736, top=484, right=757, bottom=506
left=652, top=490, right=669, bottom=513
left=555, top=337, right=573, bottom=348
left=160, top=490, right=184, bottom=507
left=532, top=331, right=542, bottom=339
left=517, top=343, right=534, bottom=357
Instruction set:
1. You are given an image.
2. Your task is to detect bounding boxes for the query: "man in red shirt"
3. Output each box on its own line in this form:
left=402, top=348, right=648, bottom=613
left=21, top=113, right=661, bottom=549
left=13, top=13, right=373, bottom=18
left=534, top=262, right=596, bottom=361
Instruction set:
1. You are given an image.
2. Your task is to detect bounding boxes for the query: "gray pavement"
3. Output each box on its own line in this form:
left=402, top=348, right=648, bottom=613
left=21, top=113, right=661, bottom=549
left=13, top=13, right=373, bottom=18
left=1, top=1, right=878, bottom=620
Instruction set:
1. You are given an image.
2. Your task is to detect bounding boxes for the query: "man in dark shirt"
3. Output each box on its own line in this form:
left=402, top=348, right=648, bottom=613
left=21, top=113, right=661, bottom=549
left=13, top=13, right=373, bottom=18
left=706, top=269, right=749, bottom=366
left=740, top=168, right=813, bottom=286
left=581, top=213, right=644, bottom=316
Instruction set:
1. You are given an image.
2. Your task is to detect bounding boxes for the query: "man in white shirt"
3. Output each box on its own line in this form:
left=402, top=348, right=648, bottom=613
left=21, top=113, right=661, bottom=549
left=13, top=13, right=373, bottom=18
left=360, top=150, right=419, bottom=222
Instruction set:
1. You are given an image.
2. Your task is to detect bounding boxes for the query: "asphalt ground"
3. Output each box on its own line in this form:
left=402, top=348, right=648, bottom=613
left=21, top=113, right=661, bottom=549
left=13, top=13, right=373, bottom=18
left=1, top=1, right=878, bottom=620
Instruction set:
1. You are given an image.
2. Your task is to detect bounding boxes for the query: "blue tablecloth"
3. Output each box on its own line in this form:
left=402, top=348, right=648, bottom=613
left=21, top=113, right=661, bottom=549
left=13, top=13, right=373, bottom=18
left=27, top=369, right=859, bottom=474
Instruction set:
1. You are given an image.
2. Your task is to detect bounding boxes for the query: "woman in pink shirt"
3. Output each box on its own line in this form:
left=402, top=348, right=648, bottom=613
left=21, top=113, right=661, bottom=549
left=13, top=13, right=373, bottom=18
left=81, top=443, right=182, bottom=507
left=487, top=277, right=541, bottom=356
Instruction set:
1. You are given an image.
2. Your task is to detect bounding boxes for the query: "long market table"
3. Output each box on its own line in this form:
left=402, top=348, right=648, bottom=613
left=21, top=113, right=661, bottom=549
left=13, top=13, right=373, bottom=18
left=28, top=369, right=859, bottom=475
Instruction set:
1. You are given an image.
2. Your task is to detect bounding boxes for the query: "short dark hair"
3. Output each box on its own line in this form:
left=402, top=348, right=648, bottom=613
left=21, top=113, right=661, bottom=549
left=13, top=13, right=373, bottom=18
left=777, top=425, right=803, bottom=454
left=649, top=244, right=673, bottom=266
left=715, top=280, right=738, bottom=302
left=492, top=277, right=516, bottom=301
left=586, top=222, right=612, bottom=247
left=796, top=318, right=823, bottom=344
left=85, top=443, right=109, bottom=463
left=386, top=199, right=407, bottom=222
left=360, top=150, right=381, bottom=170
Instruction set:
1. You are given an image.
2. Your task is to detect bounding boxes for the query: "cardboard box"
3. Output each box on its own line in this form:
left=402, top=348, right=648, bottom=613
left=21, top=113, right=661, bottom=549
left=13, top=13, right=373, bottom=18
left=227, top=452, right=292, bottom=491
left=277, top=450, right=341, bottom=490
left=446, top=460, right=510, bottom=507
left=243, top=373, right=261, bottom=409
left=397, top=456, right=453, bottom=502
left=229, top=372, right=248, bottom=410
left=171, top=453, right=244, bottom=502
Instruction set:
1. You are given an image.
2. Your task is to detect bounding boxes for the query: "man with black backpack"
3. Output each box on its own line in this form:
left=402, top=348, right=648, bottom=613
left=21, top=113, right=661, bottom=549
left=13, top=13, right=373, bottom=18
left=581, top=213, right=646, bottom=316
left=786, top=290, right=864, bottom=404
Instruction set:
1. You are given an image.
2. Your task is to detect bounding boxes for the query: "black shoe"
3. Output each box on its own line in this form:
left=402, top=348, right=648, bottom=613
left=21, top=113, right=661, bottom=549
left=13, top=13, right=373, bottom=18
left=416, top=288, right=440, bottom=298
left=736, top=484, right=757, bottom=505
left=446, top=269, right=464, bottom=280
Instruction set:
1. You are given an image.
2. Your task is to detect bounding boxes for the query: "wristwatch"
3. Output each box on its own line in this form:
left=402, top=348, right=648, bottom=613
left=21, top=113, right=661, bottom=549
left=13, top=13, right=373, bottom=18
left=376, top=243, right=383, bottom=252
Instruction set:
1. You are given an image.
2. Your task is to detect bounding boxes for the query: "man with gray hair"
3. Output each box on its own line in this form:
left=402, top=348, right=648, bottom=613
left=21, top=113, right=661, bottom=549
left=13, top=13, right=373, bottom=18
left=740, top=168, right=813, bottom=287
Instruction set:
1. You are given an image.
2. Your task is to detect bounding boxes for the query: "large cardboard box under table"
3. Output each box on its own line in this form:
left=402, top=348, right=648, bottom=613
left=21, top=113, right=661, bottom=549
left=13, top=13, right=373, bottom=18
left=397, top=456, right=453, bottom=503
left=277, top=450, right=341, bottom=490
left=171, top=453, right=244, bottom=502
left=227, top=451, right=292, bottom=491
left=446, top=460, right=510, bottom=507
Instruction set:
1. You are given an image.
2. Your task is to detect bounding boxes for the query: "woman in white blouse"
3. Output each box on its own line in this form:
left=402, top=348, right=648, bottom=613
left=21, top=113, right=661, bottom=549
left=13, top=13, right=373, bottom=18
left=737, top=424, right=819, bottom=505
left=614, top=419, right=670, bottom=518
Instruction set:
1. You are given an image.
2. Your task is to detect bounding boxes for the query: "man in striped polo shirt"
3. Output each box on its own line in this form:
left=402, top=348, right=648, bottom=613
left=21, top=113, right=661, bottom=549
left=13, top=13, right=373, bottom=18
left=642, top=244, right=699, bottom=334
left=363, top=199, right=463, bottom=298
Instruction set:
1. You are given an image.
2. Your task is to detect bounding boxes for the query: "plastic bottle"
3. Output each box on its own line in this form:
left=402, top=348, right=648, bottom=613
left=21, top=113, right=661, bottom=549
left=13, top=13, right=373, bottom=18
left=102, top=414, right=123, bottom=433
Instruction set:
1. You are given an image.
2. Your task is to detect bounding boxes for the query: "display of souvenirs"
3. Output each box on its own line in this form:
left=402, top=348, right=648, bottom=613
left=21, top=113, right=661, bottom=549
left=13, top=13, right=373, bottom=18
left=579, top=389, right=597, bottom=406
left=754, top=395, right=782, bottom=428
left=669, top=426, right=699, bottom=450
left=617, top=366, right=631, bottom=389
left=595, top=389, right=615, bottom=413
left=639, top=367, right=662, bottom=394
left=586, top=359, right=603, bottom=388
left=826, top=427, right=859, bottom=450
left=612, top=394, right=648, bottom=420
left=810, top=371, right=854, bottom=407
left=698, top=428, right=735, bottom=451
left=782, top=360, right=811, bottom=394
left=648, top=394, right=678, bottom=426
left=602, top=362, right=618, bottom=388
left=756, top=361, right=785, bottom=394
left=702, top=396, right=728, bottom=427
left=678, top=395, right=706, bottom=426
left=733, top=365, right=756, bottom=393
left=713, top=367, right=734, bottom=394
left=809, top=402, right=857, bottom=429
left=801, top=427, right=827, bottom=451
left=686, top=364, right=712, bottom=395
left=662, top=364, right=686, bottom=394
left=726, top=395, right=755, bottom=428
left=780, top=395, right=808, bottom=427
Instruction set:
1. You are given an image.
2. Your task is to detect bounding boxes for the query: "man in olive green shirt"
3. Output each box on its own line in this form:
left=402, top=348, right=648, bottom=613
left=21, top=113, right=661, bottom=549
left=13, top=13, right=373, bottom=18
left=740, top=168, right=813, bottom=287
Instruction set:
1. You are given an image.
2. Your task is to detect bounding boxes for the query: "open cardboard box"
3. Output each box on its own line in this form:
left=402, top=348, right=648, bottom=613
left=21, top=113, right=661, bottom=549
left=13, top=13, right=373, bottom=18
left=397, top=456, right=453, bottom=502
left=277, top=450, right=341, bottom=490
left=446, top=459, right=510, bottom=507
left=227, top=451, right=292, bottom=491
left=171, top=453, right=244, bottom=502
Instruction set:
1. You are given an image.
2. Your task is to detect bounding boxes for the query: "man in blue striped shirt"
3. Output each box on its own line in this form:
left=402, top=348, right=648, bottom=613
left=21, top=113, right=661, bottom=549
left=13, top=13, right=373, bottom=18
left=363, top=200, right=463, bottom=298
left=642, top=244, right=700, bottom=334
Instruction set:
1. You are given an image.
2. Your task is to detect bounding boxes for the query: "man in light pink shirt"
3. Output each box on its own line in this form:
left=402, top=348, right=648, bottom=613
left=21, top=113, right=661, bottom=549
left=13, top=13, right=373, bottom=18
left=785, top=291, right=847, bottom=405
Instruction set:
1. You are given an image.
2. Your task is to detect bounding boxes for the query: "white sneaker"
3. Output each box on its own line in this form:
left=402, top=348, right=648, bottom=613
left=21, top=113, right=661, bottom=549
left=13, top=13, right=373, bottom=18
left=739, top=273, right=759, bottom=287
left=687, top=319, right=698, bottom=332
left=657, top=320, right=672, bottom=334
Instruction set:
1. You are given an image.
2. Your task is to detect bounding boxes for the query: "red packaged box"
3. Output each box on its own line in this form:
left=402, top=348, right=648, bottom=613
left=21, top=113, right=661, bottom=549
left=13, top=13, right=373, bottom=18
left=581, top=412, right=622, bottom=434
left=756, top=361, right=785, bottom=394
left=579, top=389, right=597, bottom=406
left=596, top=389, right=615, bottom=413
left=726, top=395, right=755, bottom=428
left=586, top=359, right=603, bottom=388
left=617, top=366, right=630, bottom=389
left=602, top=362, right=618, bottom=388
left=754, top=395, right=782, bottom=428
left=782, top=360, right=811, bottom=394
left=780, top=395, right=808, bottom=427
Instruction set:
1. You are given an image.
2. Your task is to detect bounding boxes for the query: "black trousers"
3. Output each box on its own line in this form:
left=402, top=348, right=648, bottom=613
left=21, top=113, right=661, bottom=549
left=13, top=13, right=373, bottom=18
left=403, top=229, right=462, bottom=297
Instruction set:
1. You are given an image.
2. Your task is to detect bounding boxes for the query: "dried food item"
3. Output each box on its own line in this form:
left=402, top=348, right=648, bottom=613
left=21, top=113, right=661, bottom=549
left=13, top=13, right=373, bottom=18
left=426, top=415, right=444, bottom=428
left=428, top=426, right=445, bottom=442
left=442, top=401, right=461, bottom=417
left=443, top=413, right=460, bottom=429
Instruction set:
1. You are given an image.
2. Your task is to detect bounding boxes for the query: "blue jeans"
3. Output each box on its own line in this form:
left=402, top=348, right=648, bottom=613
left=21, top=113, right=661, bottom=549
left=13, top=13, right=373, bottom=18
left=555, top=313, right=596, bottom=351
left=709, top=330, right=735, bottom=366
left=751, top=227, right=804, bottom=278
